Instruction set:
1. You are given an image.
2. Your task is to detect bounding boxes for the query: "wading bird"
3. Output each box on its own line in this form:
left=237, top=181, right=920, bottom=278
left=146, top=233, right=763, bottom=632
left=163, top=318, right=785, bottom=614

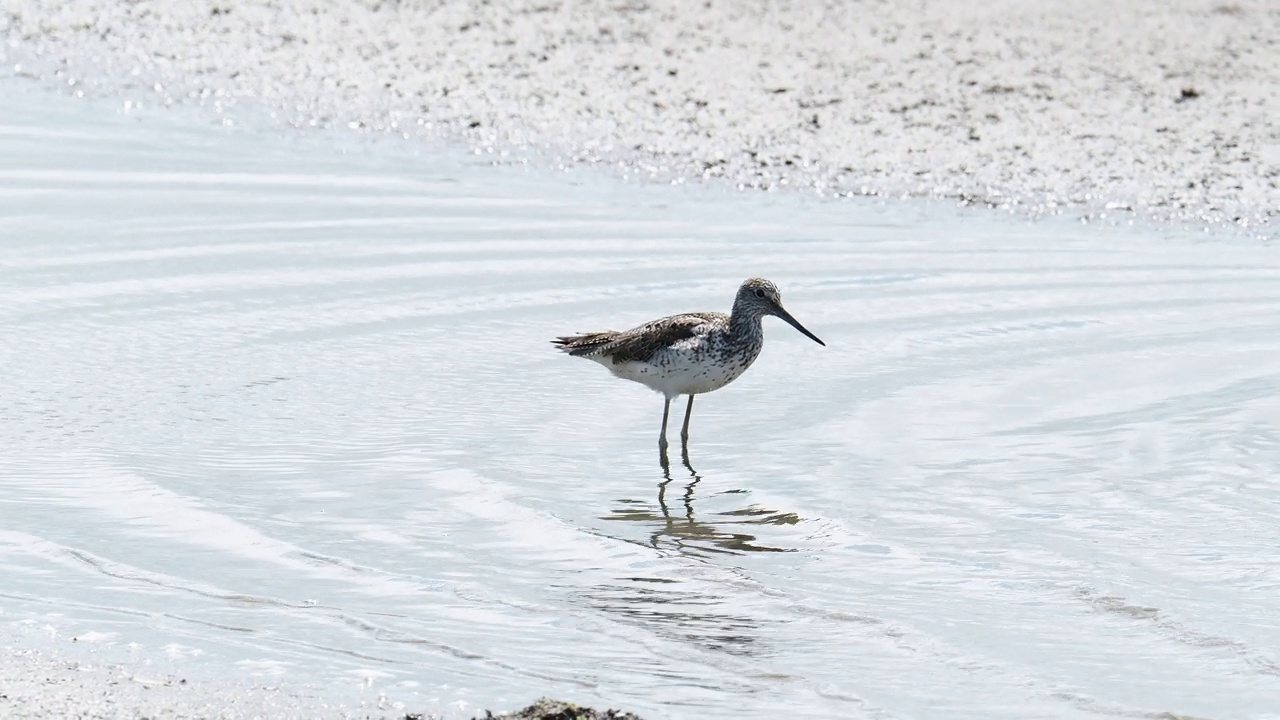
left=552, top=277, right=825, bottom=451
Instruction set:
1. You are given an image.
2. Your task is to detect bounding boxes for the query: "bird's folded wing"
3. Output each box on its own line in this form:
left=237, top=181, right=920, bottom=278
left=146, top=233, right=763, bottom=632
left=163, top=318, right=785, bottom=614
left=604, top=313, right=718, bottom=363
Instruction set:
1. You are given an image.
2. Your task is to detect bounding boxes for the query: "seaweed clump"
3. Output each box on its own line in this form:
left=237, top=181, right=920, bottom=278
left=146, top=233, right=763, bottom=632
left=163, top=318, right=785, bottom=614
left=475, top=698, right=644, bottom=720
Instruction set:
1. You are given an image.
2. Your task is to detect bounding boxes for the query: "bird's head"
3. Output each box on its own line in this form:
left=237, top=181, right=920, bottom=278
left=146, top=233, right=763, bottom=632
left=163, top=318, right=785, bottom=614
left=735, top=277, right=825, bottom=346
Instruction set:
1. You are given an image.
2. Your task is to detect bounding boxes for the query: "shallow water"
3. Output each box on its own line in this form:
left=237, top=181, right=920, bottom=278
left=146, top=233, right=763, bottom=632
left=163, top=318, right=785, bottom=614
left=4, top=83, right=1280, bottom=720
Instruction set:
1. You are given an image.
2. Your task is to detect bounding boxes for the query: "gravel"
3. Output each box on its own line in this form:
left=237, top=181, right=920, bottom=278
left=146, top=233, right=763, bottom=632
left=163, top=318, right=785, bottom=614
left=0, top=639, right=644, bottom=720
left=2, top=0, right=1276, bottom=236
left=0, top=642, right=376, bottom=720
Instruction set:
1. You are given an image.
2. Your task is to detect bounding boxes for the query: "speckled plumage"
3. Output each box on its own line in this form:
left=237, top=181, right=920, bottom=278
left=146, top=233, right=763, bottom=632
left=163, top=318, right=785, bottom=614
left=553, top=277, right=825, bottom=450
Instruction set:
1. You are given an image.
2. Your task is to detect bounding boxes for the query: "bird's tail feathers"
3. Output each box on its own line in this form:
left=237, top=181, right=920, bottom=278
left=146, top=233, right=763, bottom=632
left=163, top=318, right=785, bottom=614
left=551, top=331, right=618, bottom=356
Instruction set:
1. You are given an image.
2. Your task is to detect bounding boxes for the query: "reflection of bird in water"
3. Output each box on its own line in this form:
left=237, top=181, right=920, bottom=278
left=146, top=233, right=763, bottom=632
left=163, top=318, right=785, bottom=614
left=657, top=444, right=705, bottom=543
left=552, top=277, right=824, bottom=454
left=604, top=446, right=799, bottom=555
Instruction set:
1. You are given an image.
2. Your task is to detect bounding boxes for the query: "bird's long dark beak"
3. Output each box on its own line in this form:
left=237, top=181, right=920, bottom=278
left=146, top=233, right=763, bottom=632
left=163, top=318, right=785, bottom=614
left=773, top=305, right=825, bottom=346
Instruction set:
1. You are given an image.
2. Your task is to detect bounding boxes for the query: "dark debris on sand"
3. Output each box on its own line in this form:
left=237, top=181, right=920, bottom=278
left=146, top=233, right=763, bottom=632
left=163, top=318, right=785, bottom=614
left=480, top=698, right=644, bottom=720
left=401, top=698, right=644, bottom=720
left=410, top=698, right=641, bottom=720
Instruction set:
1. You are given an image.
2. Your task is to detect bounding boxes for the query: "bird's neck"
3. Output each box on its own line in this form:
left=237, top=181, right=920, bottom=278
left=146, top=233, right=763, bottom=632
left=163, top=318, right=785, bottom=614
left=727, top=306, right=764, bottom=340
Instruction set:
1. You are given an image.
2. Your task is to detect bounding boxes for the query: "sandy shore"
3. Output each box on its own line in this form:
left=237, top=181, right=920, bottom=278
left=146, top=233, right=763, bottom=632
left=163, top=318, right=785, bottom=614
left=2, top=0, right=1276, bottom=235
left=1, top=639, right=372, bottom=720
left=0, top=634, right=641, bottom=720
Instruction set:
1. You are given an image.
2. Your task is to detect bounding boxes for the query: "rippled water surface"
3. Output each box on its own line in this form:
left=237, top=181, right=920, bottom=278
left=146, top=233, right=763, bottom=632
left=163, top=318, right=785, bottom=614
left=4, top=85, right=1280, bottom=720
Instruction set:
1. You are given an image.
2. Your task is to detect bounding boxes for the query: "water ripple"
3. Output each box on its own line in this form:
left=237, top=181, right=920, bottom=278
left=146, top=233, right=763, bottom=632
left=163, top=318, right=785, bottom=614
left=3, top=83, right=1280, bottom=719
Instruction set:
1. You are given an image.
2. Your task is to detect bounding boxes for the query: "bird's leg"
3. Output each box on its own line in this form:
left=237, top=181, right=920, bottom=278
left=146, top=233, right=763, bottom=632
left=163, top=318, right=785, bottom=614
left=659, top=396, right=671, bottom=450
left=658, top=396, right=673, bottom=470
left=680, top=395, right=695, bottom=443
left=679, top=395, right=695, bottom=470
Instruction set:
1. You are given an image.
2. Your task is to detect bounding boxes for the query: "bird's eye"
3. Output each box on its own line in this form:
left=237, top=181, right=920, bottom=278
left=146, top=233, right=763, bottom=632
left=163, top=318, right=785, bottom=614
left=753, top=289, right=766, bottom=298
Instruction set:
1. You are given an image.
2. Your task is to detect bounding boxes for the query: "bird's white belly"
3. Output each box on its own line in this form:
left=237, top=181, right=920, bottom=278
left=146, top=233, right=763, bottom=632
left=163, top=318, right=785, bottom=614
left=594, top=354, right=752, bottom=397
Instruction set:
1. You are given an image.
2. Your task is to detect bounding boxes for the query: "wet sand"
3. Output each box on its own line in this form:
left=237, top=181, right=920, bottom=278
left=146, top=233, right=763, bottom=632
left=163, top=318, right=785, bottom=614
left=1, top=635, right=369, bottom=720
left=1, top=633, right=640, bottom=719
left=2, top=0, right=1276, bottom=235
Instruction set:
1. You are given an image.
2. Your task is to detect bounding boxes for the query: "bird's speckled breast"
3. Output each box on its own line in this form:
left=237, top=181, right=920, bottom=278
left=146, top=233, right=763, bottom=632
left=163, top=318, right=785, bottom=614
left=607, top=331, right=762, bottom=397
